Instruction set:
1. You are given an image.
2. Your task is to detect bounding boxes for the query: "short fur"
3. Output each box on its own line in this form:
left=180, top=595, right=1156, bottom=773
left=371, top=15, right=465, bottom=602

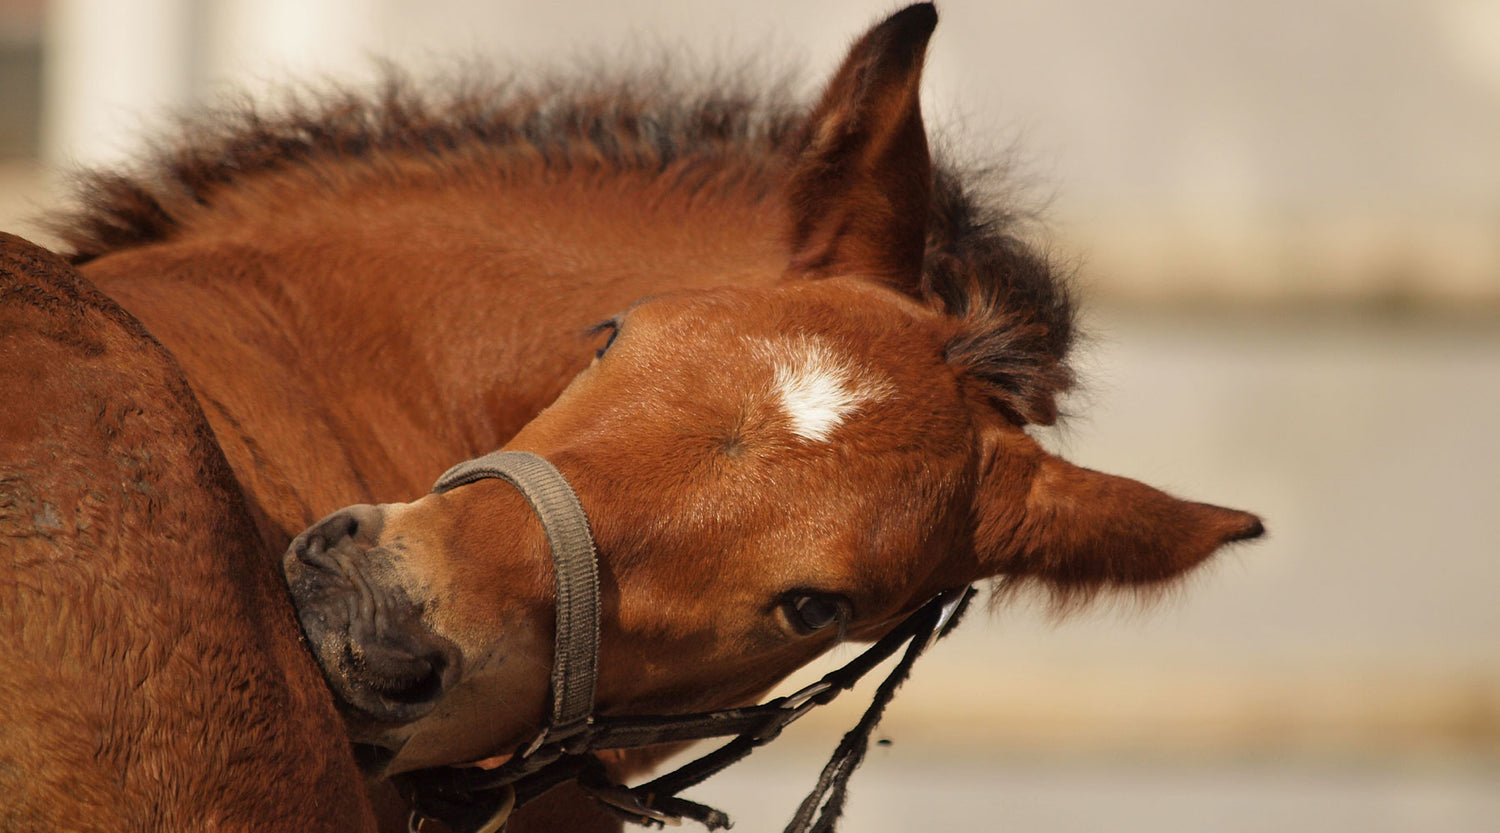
left=0, top=233, right=374, bottom=831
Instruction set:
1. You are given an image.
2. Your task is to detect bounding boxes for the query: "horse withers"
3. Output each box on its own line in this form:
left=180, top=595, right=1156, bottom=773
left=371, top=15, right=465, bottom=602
left=272, top=1, right=1263, bottom=804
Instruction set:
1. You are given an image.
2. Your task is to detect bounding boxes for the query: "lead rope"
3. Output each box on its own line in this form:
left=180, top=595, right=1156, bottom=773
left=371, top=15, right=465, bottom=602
left=405, top=587, right=976, bottom=832
left=585, top=587, right=977, bottom=831
left=783, top=588, right=973, bottom=833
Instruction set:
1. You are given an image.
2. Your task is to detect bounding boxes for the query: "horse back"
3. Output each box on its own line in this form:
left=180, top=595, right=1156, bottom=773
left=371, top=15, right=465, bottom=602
left=0, top=233, right=373, bottom=831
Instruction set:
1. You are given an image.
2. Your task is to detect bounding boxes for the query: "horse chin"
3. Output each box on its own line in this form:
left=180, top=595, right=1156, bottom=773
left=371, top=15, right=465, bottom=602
left=317, top=613, right=463, bottom=724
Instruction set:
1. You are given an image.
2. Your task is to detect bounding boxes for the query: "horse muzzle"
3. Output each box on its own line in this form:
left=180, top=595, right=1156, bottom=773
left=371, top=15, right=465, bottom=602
left=282, top=504, right=462, bottom=726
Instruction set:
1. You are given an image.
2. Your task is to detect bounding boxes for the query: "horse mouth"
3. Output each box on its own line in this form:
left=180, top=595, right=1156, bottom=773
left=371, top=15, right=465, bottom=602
left=281, top=529, right=463, bottom=727
left=338, top=625, right=459, bottom=710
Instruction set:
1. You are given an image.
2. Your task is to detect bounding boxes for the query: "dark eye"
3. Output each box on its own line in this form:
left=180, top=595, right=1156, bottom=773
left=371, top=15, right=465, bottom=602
left=783, top=593, right=846, bottom=634
left=588, top=319, right=620, bottom=359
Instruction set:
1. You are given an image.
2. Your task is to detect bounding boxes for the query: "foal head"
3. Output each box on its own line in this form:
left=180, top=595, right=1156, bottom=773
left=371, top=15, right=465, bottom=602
left=282, top=4, right=1262, bottom=773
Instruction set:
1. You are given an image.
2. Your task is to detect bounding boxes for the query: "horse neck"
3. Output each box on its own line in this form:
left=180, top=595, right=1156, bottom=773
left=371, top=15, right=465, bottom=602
left=85, top=156, right=789, bottom=545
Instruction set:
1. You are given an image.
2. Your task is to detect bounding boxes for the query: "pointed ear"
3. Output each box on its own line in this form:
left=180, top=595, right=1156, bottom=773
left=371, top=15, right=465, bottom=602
left=972, top=429, right=1264, bottom=608
left=784, top=3, right=937, bottom=291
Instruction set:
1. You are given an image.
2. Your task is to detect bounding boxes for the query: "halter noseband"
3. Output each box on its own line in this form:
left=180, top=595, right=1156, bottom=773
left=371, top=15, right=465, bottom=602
left=400, top=450, right=975, bottom=833
left=429, top=451, right=601, bottom=754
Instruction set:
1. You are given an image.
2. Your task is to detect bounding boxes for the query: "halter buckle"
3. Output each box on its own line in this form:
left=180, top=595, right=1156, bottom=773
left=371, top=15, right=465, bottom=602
left=927, top=589, right=967, bottom=647
left=582, top=780, right=684, bottom=827
left=780, top=679, right=834, bottom=711
left=520, top=727, right=550, bottom=758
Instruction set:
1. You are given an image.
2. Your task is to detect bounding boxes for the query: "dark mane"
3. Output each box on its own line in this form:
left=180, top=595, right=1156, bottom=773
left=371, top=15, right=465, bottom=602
left=53, top=67, right=1075, bottom=424
left=52, top=69, right=809, bottom=263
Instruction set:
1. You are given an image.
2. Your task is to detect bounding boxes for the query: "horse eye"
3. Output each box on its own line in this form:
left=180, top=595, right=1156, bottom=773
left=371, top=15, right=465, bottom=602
left=592, top=320, right=620, bottom=359
left=784, top=594, right=845, bottom=634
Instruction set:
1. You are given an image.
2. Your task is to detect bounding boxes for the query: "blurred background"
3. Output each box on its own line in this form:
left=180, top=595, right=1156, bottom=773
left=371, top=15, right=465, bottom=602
left=2, top=1, right=1496, bottom=830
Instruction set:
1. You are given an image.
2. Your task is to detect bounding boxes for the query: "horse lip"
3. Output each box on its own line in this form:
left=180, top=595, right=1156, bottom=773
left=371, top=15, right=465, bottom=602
left=282, top=545, right=463, bottom=729
left=281, top=538, right=397, bottom=630
left=306, top=620, right=461, bottom=729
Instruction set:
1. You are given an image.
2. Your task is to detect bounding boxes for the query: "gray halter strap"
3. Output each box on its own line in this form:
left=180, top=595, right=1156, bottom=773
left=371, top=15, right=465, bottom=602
left=431, top=450, right=600, bottom=744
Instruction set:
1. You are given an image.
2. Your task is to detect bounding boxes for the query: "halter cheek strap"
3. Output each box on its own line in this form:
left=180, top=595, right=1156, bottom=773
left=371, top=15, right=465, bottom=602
left=430, top=451, right=601, bottom=750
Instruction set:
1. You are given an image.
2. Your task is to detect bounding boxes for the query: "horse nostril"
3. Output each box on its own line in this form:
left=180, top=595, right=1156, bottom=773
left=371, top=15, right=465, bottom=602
left=295, top=504, right=386, bottom=567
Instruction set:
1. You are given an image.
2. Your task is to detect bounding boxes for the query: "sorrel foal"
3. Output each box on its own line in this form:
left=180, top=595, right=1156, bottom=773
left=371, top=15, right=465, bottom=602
left=47, top=3, right=1262, bottom=830
left=273, top=1, right=1262, bottom=812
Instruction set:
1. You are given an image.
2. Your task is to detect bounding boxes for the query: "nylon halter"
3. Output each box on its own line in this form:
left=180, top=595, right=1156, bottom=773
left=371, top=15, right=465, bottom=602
left=400, top=449, right=975, bottom=833
left=429, top=451, right=601, bottom=753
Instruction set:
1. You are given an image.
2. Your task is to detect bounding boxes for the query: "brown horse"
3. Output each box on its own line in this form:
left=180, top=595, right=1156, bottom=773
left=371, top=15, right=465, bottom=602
left=0, top=234, right=375, bottom=831
left=47, top=4, right=1261, bottom=829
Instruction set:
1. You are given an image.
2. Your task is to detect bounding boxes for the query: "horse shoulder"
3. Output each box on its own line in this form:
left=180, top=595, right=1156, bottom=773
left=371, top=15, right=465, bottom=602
left=0, top=233, right=374, bottom=832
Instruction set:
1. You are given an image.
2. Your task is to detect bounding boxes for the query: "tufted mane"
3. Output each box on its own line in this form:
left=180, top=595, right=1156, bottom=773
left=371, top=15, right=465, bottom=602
left=52, top=67, right=1075, bottom=424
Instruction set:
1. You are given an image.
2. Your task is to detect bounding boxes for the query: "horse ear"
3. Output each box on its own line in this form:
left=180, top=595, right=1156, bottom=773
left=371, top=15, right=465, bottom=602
left=971, top=429, right=1264, bottom=608
left=784, top=3, right=937, bottom=292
